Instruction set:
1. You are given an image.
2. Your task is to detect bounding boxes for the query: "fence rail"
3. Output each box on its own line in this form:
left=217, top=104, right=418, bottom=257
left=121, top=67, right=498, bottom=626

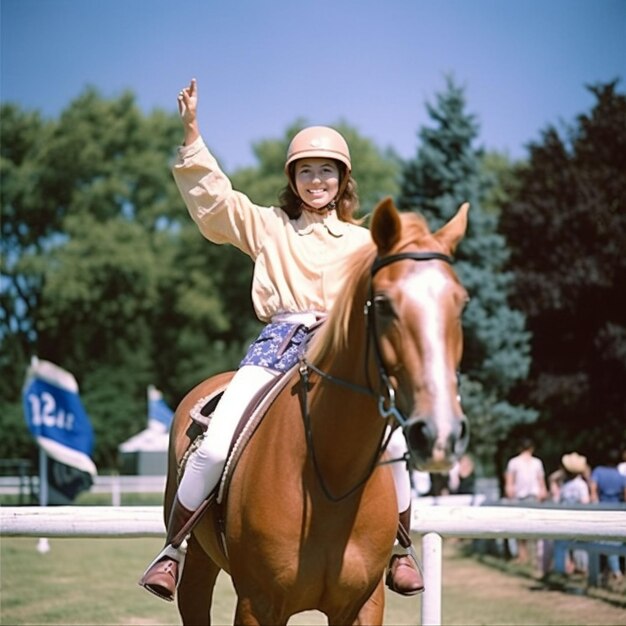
left=4, top=504, right=624, bottom=540
left=2, top=505, right=625, bottom=626
left=0, top=474, right=166, bottom=505
left=0, top=474, right=166, bottom=493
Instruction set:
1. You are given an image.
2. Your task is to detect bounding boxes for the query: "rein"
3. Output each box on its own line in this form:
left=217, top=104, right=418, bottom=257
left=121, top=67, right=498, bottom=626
left=298, top=250, right=454, bottom=502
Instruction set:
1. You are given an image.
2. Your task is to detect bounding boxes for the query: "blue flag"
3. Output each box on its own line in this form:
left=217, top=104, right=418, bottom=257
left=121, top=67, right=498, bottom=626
left=147, top=384, right=173, bottom=432
left=23, top=358, right=97, bottom=478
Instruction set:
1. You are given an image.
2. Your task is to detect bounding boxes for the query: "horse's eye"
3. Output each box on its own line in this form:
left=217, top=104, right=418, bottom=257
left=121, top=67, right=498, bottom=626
left=373, top=294, right=396, bottom=318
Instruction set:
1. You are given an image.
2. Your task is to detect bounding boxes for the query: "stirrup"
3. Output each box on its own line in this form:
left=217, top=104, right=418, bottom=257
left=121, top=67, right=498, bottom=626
left=138, top=539, right=188, bottom=600
left=386, top=543, right=424, bottom=596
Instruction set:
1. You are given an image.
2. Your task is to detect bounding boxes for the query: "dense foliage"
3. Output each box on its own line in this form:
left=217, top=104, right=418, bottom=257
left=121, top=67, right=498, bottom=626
left=2, top=79, right=623, bottom=477
left=499, top=81, right=626, bottom=469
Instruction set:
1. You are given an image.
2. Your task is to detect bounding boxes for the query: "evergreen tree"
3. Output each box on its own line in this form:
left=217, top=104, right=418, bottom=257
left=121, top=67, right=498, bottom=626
left=397, top=77, right=536, bottom=470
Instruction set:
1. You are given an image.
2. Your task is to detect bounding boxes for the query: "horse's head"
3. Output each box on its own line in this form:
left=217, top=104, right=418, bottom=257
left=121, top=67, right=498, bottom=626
left=369, top=197, right=469, bottom=471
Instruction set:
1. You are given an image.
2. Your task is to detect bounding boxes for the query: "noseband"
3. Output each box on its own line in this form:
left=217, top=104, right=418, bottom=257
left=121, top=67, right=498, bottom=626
left=298, top=251, right=455, bottom=501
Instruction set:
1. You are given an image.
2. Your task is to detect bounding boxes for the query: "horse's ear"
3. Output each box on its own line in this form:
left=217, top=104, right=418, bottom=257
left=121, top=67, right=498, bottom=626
left=370, top=197, right=402, bottom=254
left=435, top=202, right=469, bottom=254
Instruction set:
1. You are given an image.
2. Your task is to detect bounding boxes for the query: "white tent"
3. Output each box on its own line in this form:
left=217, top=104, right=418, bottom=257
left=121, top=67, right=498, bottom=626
left=118, top=386, right=173, bottom=475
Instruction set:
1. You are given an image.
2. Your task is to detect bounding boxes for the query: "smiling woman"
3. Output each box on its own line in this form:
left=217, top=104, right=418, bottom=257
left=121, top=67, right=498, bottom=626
left=280, top=124, right=358, bottom=220
left=138, top=79, right=424, bottom=608
left=293, top=159, right=340, bottom=212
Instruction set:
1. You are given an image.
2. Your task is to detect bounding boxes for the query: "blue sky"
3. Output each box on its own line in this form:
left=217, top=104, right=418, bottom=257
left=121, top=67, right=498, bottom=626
left=2, top=0, right=625, bottom=171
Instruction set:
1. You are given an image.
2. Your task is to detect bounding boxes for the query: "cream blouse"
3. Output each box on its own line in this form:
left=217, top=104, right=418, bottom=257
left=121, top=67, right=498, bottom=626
left=172, top=137, right=372, bottom=322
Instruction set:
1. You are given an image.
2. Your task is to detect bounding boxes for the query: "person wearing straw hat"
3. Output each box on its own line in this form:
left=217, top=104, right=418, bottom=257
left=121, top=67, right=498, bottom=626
left=549, top=452, right=590, bottom=576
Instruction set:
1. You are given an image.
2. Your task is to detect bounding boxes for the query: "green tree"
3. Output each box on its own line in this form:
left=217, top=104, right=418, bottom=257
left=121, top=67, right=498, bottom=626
left=397, top=76, right=536, bottom=471
left=500, top=81, right=626, bottom=467
left=1, top=94, right=402, bottom=469
left=0, top=90, right=232, bottom=467
left=1, top=104, right=54, bottom=463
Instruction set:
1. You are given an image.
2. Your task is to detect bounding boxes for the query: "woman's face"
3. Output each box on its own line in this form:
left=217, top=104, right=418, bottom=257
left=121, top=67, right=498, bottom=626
left=294, top=158, right=340, bottom=211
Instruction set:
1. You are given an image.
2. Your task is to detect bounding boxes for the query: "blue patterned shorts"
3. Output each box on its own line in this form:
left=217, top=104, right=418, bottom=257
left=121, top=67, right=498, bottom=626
left=239, top=322, right=314, bottom=372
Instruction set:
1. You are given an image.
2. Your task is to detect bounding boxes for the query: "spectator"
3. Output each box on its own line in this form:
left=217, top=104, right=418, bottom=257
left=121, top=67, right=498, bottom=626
left=589, top=449, right=626, bottom=590
left=504, top=437, right=548, bottom=566
left=549, top=452, right=590, bottom=576
left=411, top=470, right=431, bottom=499
left=448, top=453, right=476, bottom=496
left=617, top=445, right=626, bottom=478
left=428, top=471, right=451, bottom=496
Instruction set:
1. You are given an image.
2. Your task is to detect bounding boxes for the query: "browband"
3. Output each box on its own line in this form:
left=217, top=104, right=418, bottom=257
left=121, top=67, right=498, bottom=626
left=371, top=252, right=453, bottom=276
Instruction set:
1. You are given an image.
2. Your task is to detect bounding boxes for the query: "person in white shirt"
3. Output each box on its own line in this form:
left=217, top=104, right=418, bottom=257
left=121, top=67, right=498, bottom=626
left=505, top=437, right=548, bottom=564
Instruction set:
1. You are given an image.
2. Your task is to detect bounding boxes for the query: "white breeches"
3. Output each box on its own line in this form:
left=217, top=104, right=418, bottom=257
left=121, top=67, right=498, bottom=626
left=177, top=364, right=279, bottom=510
left=387, top=427, right=412, bottom=512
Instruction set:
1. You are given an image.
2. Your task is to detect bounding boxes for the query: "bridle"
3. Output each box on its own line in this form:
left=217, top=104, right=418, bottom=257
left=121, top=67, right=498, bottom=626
left=298, top=251, right=455, bottom=501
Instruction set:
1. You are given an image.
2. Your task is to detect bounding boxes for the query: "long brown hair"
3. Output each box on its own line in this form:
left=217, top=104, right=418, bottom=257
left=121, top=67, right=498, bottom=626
left=278, top=163, right=361, bottom=223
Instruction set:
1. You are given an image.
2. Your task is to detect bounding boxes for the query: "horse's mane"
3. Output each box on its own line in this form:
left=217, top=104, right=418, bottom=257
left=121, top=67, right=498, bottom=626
left=307, top=211, right=435, bottom=366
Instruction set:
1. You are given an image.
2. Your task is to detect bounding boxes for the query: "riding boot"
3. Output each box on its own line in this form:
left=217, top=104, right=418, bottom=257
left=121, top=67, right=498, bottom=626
left=386, top=505, right=425, bottom=596
left=138, top=496, right=195, bottom=602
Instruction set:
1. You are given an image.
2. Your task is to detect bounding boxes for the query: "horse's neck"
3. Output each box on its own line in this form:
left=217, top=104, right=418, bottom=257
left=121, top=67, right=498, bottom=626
left=311, top=320, right=385, bottom=486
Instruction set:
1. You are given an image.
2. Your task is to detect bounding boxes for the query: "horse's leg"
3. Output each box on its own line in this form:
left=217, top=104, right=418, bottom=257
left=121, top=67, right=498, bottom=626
left=348, top=580, right=386, bottom=626
left=177, top=534, right=220, bottom=626
left=233, top=599, right=258, bottom=626
left=233, top=596, right=289, bottom=626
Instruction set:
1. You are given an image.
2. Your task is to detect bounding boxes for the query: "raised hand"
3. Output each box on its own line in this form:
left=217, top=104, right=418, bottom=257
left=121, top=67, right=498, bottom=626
left=177, top=79, right=199, bottom=146
left=178, top=78, right=198, bottom=122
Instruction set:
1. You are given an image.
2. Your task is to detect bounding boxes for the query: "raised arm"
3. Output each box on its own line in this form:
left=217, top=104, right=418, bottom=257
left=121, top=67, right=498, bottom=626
left=177, top=78, right=200, bottom=146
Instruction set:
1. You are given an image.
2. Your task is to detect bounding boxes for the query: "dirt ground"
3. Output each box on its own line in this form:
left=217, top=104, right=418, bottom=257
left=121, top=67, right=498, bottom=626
left=428, top=541, right=626, bottom=626
left=268, top=540, right=626, bottom=625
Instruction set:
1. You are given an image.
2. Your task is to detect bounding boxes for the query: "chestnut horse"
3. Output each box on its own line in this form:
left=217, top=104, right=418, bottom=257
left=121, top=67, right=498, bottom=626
left=165, top=197, right=469, bottom=625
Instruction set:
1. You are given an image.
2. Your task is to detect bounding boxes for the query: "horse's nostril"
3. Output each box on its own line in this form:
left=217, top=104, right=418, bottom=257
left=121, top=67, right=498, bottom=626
left=404, top=415, right=469, bottom=462
left=404, top=419, right=432, bottom=457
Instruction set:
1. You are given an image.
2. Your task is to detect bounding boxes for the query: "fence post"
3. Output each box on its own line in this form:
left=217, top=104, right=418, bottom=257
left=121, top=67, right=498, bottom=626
left=111, top=473, right=121, bottom=507
left=421, top=531, right=443, bottom=626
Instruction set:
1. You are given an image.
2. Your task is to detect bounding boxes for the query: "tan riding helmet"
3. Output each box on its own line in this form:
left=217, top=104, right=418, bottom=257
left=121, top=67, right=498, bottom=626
left=284, top=126, right=351, bottom=194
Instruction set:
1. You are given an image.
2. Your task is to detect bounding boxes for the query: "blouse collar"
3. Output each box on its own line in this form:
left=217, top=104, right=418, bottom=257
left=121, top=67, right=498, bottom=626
left=295, top=208, right=348, bottom=237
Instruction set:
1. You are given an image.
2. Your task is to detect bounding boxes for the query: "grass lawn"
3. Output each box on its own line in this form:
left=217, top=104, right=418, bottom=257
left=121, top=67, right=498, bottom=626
left=2, top=533, right=625, bottom=625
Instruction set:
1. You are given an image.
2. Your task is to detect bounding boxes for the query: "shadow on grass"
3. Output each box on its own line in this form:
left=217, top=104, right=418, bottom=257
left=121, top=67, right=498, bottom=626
left=460, top=543, right=626, bottom=611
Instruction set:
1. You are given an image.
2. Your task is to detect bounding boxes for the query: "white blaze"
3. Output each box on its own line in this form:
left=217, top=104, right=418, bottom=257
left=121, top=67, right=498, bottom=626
left=404, top=268, right=453, bottom=449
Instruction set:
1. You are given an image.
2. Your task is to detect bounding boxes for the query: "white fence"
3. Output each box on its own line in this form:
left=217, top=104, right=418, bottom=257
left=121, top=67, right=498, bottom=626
left=0, top=474, right=166, bottom=505
left=2, top=505, right=625, bottom=626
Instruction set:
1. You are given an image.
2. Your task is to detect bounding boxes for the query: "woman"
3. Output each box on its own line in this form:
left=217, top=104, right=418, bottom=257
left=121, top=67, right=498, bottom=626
left=139, top=79, right=421, bottom=601
left=549, top=452, right=590, bottom=576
